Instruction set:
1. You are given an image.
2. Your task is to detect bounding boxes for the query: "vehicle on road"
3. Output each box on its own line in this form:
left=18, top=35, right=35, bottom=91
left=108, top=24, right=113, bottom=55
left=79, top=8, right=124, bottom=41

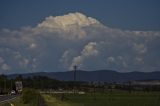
left=10, top=90, right=16, bottom=95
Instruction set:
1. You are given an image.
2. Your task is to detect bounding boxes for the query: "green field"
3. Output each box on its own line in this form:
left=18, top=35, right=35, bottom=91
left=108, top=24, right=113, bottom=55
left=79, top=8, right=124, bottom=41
left=1, top=91, right=160, bottom=106
left=43, top=92, right=160, bottom=106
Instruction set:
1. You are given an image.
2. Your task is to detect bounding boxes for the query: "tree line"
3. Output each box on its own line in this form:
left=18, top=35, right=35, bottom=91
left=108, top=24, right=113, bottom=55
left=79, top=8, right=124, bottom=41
left=1, top=74, right=160, bottom=95
left=0, top=74, right=88, bottom=94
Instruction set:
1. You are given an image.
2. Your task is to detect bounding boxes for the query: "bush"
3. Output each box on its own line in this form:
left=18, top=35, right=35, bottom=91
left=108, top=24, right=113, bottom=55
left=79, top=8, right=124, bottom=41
left=22, top=88, right=40, bottom=105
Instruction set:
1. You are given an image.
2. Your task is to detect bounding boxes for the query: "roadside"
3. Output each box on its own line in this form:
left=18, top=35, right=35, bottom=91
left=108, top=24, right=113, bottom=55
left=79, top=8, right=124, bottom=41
left=0, top=95, right=19, bottom=106
left=0, top=88, right=46, bottom=106
left=42, top=94, right=72, bottom=106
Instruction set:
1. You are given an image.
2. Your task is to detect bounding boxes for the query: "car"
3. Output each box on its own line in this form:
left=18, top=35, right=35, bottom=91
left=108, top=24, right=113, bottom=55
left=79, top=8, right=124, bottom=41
left=10, top=90, right=16, bottom=95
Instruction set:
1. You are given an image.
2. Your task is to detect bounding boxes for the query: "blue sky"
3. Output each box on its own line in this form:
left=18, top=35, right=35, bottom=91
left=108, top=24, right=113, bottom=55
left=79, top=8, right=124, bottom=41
left=0, top=0, right=160, bottom=74
left=0, top=0, right=160, bottom=30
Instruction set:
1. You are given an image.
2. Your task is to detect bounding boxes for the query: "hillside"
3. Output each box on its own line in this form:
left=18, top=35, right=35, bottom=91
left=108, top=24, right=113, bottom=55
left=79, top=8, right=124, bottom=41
left=8, top=70, right=160, bottom=82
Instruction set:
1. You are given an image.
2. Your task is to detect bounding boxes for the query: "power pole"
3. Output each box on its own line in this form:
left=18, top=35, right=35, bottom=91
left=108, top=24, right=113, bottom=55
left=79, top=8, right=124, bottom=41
left=73, top=65, right=77, bottom=94
left=4, top=79, right=6, bottom=93
left=74, top=65, right=77, bottom=82
left=11, top=80, right=12, bottom=90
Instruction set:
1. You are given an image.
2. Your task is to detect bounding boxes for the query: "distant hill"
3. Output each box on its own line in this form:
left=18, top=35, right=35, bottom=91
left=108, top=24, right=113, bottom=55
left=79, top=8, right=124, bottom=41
left=8, top=70, right=160, bottom=82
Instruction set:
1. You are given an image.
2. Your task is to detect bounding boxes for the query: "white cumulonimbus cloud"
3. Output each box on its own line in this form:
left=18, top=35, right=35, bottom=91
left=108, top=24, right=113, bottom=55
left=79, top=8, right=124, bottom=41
left=0, top=12, right=160, bottom=74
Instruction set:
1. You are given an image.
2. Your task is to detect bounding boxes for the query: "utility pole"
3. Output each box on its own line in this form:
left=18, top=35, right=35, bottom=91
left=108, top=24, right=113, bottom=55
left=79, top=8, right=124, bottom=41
left=11, top=80, right=12, bottom=90
left=74, top=65, right=77, bottom=82
left=73, top=65, right=77, bottom=94
left=4, top=79, right=6, bottom=93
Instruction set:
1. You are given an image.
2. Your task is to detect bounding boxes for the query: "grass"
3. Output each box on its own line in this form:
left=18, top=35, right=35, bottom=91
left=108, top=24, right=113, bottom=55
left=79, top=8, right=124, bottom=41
left=0, top=103, right=10, bottom=106
left=43, top=91, right=160, bottom=106
left=43, top=94, right=80, bottom=106
left=10, top=97, right=29, bottom=106
left=1, top=91, right=160, bottom=106
left=22, top=88, right=41, bottom=105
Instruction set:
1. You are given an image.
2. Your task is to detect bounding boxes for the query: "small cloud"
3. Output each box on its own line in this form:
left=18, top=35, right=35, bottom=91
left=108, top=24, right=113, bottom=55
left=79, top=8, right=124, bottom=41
left=13, top=52, right=22, bottom=59
left=0, top=57, right=4, bottom=64
left=70, top=42, right=98, bottom=70
left=19, top=58, right=29, bottom=67
left=60, top=50, right=75, bottom=68
left=122, top=61, right=128, bottom=68
left=1, top=64, right=11, bottom=71
left=29, top=43, right=37, bottom=49
left=133, top=43, right=147, bottom=54
left=82, top=42, right=98, bottom=57
left=107, top=56, right=115, bottom=63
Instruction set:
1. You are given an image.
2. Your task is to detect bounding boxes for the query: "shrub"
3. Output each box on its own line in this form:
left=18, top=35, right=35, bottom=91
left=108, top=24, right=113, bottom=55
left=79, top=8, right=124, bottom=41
left=22, top=88, right=40, bottom=105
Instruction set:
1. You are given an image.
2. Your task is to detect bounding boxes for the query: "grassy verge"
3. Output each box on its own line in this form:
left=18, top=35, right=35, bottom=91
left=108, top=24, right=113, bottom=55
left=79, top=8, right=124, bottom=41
left=43, top=94, right=82, bottom=106
left=42, top=94, right=70, bottom=106
left=10, top=97, right=29, bottom=106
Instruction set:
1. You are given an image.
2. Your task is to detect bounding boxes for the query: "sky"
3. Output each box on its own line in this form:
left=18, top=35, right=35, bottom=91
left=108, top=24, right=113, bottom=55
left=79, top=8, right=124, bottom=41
left=0, top=0, right=160, bottom=74
left=0, top=0, right=160, bottom=30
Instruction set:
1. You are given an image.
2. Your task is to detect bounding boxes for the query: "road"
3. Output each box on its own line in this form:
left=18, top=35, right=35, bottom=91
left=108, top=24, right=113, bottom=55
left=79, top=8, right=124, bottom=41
left=0, top=95, right=19, bottom=105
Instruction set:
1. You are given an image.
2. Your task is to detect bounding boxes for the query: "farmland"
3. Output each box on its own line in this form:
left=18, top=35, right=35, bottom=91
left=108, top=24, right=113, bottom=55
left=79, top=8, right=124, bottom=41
left=43, top=91, right=160, bottom=106
left=1, top=90, right=160, bottom=106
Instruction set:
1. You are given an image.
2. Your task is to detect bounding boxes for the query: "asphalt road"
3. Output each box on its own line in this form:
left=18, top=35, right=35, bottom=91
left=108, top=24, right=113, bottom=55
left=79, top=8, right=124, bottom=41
left=0, top=95, right=19, bottom=104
